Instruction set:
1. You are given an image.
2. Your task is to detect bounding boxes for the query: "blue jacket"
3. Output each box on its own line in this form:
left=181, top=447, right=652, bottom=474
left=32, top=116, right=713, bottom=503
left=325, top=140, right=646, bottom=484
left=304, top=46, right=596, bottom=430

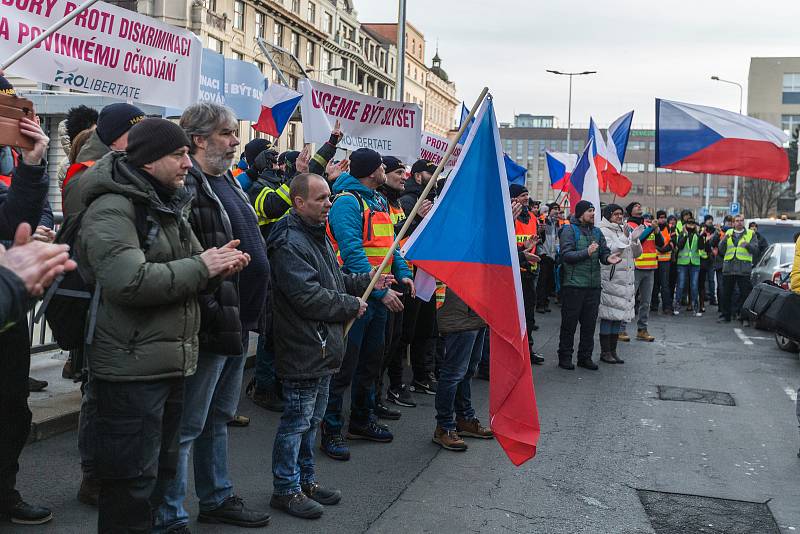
left=328, top=172, right=412, bottom=299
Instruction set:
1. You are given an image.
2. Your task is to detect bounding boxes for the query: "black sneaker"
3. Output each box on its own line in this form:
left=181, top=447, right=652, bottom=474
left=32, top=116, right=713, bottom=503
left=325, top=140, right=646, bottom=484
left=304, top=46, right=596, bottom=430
left=577, top=359, right=599, bottom=371
left=270, top=492, right=323, bottom=520
left=246, top=378, right=284, bottom=413
left=530, top=352, right=545, bottom=365
left=1, top=501, right=52, bottom=525
left=301, top=482, right=341, bottom=505
left=409, top=379, right=437, bottom=395
left=28, top=377, right=47, bottom=393
left=197, top=495, right=270, bottom=528
left=375, top=401, right=401, bottom=420
left=387, top=385, right=416, bottom=407
left=346, top=420, right=393, bottom=442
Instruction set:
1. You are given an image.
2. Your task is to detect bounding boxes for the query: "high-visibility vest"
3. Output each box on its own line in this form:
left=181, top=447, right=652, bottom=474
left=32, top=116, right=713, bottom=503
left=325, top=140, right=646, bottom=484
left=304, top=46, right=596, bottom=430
left=62, top=160, right=96, bottom=191
left=657, top=227, right=672, bottom=262
left=435, top=282, right=446, bottom=309
left=253, top=182, right=291, bottom=227
left=677, top=234, right=701, bottom=266
left=388, top=203, right=409, bottom=249
left=629, top=221, right=658, bottom=269
left=723, top=229, right=754, bottom=262
left=231, top=167, right=244, bottom=178
left=515, top=216, right=539, bottom=272
left=327, top=191, right=394, bottom=274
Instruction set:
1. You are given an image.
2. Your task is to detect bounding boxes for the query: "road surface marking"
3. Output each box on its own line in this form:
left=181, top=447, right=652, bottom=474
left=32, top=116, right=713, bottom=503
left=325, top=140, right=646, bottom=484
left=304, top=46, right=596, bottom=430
left=734, top=328, right=753, bottom=345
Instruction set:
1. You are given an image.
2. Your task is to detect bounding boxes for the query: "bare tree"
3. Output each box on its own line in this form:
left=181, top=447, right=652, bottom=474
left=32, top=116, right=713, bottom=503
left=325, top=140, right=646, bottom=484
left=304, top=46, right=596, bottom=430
left=740, top=179, right=785, bottom=217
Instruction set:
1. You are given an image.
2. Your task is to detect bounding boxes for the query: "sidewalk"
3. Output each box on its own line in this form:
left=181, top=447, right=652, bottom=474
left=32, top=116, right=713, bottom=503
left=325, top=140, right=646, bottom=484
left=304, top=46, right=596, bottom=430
left=26, top=334, right=259, bottom=444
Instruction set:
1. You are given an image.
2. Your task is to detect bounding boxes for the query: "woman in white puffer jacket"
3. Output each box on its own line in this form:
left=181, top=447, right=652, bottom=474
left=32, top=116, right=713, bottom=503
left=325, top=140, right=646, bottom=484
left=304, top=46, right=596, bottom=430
left=597, top=204, right=642, bottom=364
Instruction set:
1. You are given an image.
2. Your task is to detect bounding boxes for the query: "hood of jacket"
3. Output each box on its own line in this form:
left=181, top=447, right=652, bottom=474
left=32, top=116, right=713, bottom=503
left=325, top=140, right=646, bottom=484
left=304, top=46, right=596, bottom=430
left=74, top=129, right=112, bottom=165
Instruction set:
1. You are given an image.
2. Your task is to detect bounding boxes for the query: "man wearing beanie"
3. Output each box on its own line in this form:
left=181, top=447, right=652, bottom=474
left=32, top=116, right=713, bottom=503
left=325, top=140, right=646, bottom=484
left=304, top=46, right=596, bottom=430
left=537, top=202, right=562, bottom=313
left=557, top=200, right=620, bottom=370
left=619, top=201, right=664, bottom=342
left=62, top=102, right=144, bottom=217
left=321, top=148, right=414, bottom=461
left=396, top=159, right=439, bottom=396
left=75, top=117, right=250, bottom=531
left=651, top=210, right=675, bottom=314
left=153, top=103, right=271, bottom=531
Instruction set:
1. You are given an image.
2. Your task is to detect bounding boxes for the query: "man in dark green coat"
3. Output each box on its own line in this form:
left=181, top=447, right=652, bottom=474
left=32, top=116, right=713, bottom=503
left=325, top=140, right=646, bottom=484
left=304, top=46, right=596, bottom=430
left=557, top=201, right=620, bottom=370
left=77, top=118, right=247, bottom=532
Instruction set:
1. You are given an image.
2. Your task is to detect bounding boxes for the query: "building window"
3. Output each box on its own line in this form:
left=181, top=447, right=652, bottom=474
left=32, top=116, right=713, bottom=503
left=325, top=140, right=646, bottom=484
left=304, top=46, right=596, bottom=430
left=323, top=12, right=333, bottom=33
left=781, top=114, right=800, bottom=135
left=256, top=60, right=265, bottom=73
left=717, top=187, right=729, bottom=197
left=288, top=76, right=298, bottom=90
left=783, top=73, right=800, bottom=104
left=273, top=22, right=284, bottom=47
left=206, top=0, right=216, bottom=12
left=288, top=123, right=297, bottom=149
left=208, top=35, right=222, bottom=53
left=234, top=51, right=244, bottom=61
left=321, top=49, right=331, bottom=72
left=291, top=0, right=300, bottom=13
left=233, top=0, right=244, bottom=30
left=306, top=41, right=315, bottom=67
left=290, top=32, right=300, bottom=56
left=307, top=2, right=315, bottom=23
left=340, top=59, right=348, bottom=81
left=255, top=12, right=264, bottom=39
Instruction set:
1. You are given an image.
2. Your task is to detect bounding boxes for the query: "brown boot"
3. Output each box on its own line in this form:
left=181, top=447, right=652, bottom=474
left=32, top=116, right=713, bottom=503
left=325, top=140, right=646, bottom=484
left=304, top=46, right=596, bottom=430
left=636, top=329, right=655, bottom=342
left=618, top=332, right=630, bottom=342
left=77, top=475, right=100, bottom=506
left=456, top=417, right=494, bottom=439
left=599, top=334, right=616, bottom=364
left=432, top=426, right=467, bottom=451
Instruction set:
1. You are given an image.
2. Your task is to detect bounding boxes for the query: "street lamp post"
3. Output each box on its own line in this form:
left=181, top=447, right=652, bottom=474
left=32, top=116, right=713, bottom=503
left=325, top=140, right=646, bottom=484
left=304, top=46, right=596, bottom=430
left=711, top=75, right=744, bottom=206
left=546, top=70, right=597, bottom=153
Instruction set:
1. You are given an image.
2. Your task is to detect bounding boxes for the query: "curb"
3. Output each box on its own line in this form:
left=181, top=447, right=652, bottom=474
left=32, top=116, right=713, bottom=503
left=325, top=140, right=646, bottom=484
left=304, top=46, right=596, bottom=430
left=27, top=353, right=257, bottom=444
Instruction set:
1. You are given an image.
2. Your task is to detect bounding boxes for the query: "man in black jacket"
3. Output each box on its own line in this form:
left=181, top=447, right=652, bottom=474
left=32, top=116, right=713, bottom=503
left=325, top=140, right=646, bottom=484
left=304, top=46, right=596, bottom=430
left=0, top=104, right=55, bottom=526
left=267, top=173, right=380, bottom=519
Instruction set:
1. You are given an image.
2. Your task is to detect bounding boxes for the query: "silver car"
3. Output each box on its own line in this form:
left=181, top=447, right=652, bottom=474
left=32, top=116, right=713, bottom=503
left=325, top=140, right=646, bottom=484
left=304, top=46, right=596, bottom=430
left=750, top=242, right=795, bottom=286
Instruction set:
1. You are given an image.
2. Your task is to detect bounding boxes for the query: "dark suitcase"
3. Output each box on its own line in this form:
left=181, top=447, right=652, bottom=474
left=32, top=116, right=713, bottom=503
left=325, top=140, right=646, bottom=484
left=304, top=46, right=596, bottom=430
left=742, top=282, right=800, bottom=339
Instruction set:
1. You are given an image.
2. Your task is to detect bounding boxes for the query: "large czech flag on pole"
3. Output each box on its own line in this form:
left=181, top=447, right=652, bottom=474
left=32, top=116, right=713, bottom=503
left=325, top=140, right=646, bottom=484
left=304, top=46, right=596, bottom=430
left=402, top=97, right=540, bottom=465
left=602, top=111, right=634, bottom=197
left=252, top=83, right=303, bottom=138
left=656, top=99, right=789, bottom=182
left=568, top=138, right=603, bottom=225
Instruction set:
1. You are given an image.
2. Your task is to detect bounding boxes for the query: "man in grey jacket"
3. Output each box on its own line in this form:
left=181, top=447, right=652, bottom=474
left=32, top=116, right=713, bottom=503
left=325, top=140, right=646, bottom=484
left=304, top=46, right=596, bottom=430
left=718, top=214, right=759, bottom=323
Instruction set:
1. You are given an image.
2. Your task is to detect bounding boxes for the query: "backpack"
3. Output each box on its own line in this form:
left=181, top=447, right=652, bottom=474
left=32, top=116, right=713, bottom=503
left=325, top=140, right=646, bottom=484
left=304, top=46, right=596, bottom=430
left=34, top=202, right=159, bottom=350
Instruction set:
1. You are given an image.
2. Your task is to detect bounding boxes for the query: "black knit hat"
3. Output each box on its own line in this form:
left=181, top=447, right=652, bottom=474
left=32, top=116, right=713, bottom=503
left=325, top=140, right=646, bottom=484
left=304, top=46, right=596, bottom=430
left=603, top=203, right=623, bottom=220
left=126, top=118, right=191, bottom=168
left=625, top=201, right=641, bottom=216
left=96, top=103, right=145, bottom=146
left=411, top=159, right=437, bottom=175
left=383, top=156, right=405, bottom=174
left=245, top=138, right=273, bottom=166
left=0, top=76, right=15, bottom=96
left=349, top=148, right=383, bottom=179
left=508, top=184, right=528, bottom=199
left=278, top=150, right=299, bottom=166
left=574, top=200, right=594, bottom=219
left=547, top=202, right=560, bottom=210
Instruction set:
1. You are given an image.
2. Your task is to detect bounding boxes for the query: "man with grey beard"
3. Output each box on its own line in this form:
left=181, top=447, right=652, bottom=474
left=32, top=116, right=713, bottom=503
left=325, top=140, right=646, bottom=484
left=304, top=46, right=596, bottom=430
left=153, top=103, right=271, bottom=530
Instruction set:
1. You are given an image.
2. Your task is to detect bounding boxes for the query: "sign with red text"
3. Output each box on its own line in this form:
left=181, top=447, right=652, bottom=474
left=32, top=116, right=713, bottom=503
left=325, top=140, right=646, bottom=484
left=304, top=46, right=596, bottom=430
left=419, top=131, right=463, bottom=172
left=299, top=78, right=421, bottom=161
left=0, top=1, right=201, bottom=109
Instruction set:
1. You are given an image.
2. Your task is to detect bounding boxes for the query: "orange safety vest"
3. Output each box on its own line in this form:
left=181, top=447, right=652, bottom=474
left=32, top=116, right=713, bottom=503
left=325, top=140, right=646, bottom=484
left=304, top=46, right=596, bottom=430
left=629, top=221, right=658, bottom=269
left=231, top=167, right=244, bottom=178
left=657, top=226, right=672, bottom=262
left=327, top=191, right=395, bottom=274
left=63, top=160, right=95, bottom=191
left=515, top=216, right=539, bottom=272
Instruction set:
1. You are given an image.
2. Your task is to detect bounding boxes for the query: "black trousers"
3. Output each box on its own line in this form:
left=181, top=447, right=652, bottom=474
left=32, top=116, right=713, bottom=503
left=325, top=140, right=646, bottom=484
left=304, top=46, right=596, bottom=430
left=94, top=377, right=183, bottom=534
left=400, top=295, right=437, bottom=382
left=379, top=309, right=405, bottom=393
left=558, top=286, right=601, bottom=364
left=721, top=275, right=753, bottom=321
left=521, top=272, right=538, bottom=332
left=0, top=323, right=32, bottom=511
left=536, top=257, right=556, bottom=309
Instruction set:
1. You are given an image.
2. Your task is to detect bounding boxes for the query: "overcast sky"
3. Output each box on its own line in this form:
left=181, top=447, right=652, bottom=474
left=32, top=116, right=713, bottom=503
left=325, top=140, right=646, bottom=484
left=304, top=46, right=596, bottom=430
left=354, top=0, right=800, bottom=129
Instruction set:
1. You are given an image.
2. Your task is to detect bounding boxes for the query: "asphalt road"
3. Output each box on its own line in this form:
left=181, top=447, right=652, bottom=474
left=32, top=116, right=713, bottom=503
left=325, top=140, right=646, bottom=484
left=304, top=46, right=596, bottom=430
left=9, top=305, right=800, bottom=533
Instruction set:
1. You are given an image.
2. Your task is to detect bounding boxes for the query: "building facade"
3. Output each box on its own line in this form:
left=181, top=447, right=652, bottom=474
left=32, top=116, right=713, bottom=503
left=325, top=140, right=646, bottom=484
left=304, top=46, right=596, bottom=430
left=424, top=52, right=458, bottom=136
left=499, top=124, right=736, bottom=219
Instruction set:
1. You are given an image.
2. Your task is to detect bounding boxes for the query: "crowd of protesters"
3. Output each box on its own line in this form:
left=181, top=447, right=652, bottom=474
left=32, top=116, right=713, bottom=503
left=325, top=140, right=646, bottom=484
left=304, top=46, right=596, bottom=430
left=0, top=69, right=775, bottom=532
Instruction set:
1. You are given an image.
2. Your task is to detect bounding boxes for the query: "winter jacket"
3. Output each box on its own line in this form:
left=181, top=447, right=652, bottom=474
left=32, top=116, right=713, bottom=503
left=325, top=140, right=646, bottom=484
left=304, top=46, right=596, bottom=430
left=559, top=216, right=612, bottom=289
left=753, top=231, right=769, bottom=264
left=62, top=130, right=111, bottom=217
left=437, top=287, right=486, bottom=334
left=0, top=183, right=53, bottom=248
left=267, top=211, right=369, bottom=380
left=598, top=217, right=642, bottom=322
left=675, top=231, right=706, bottom=265
left=183, top=163, right=251, bottom=356
left=791, top=235, right=800, bottom=294
left=0, top=266, right=27, bottom=334
left=249, top=169, right=290, bottom=239
left=328, top=172, right=412, bottom=299
left=0, top=159, right=49, bottom=240
left=540, top=215, right=560, bottom=259
left=77, top=152, right=210, bottom=382
left=718, top=228, right=760, bottom=276
left=397, top=178, right=430, bottom=236
left=308, top=133, right=340, bottom=176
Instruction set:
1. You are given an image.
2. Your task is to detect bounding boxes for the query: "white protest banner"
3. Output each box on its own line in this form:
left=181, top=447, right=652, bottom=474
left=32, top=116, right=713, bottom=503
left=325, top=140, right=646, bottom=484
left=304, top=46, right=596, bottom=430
left=0, top=1, right=202, bottom=109
left=300, top=78, right=421, bottom=161
left=419, top=131, right=463, bottom=172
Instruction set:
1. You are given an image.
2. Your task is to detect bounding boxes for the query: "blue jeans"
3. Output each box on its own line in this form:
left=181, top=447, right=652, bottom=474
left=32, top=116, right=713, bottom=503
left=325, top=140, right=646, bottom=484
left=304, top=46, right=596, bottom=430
left=272, top=375, right=331, bottom=496
left=674, top=264, right=700, bottom=311
left=435, top=329, right=485, bottom=431
left=323, top=301, right=388, bottom=433
left=599, top=319, right=622, bottom=335
left=153, top=334, right=249, bottom=531
left=254, top=332, right=277, bottom=392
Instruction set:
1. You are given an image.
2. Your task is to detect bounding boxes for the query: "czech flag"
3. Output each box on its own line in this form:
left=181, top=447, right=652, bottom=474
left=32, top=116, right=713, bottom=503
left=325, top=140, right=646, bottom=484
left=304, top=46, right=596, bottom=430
left=402, top=97, right=540, bottom=466
left=252, top=83, right=303, bottom=138
left=568, top=138, right=602, bottom=225
left=458, top=102, right=475, bottom=145
left=545, top=151, right=577, bottom=191
left=656, top=99, right=789, bottom=182
left=602, top=111, right=634, bottom=197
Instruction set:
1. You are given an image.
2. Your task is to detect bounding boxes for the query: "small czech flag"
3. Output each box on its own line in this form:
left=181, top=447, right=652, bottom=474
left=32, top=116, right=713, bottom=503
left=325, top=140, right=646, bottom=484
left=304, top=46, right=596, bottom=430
left=252, top=83, right=303, bottom=138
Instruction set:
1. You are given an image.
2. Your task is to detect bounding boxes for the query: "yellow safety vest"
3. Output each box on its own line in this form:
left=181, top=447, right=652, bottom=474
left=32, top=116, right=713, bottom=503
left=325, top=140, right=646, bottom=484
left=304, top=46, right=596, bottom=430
left=253, top=183, right=291, bottom=226
left=723, top=229, right=753, bottom=262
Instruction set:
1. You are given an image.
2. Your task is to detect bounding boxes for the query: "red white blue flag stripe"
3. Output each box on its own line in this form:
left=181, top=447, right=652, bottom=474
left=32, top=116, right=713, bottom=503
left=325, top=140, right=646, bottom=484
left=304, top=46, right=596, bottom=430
left=252, top=82, right=303, bottom=138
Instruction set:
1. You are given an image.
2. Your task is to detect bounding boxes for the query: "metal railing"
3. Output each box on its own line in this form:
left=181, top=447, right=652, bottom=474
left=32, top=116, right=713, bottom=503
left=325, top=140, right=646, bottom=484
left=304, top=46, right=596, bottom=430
left=27, top=212, right=63, bottom=354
